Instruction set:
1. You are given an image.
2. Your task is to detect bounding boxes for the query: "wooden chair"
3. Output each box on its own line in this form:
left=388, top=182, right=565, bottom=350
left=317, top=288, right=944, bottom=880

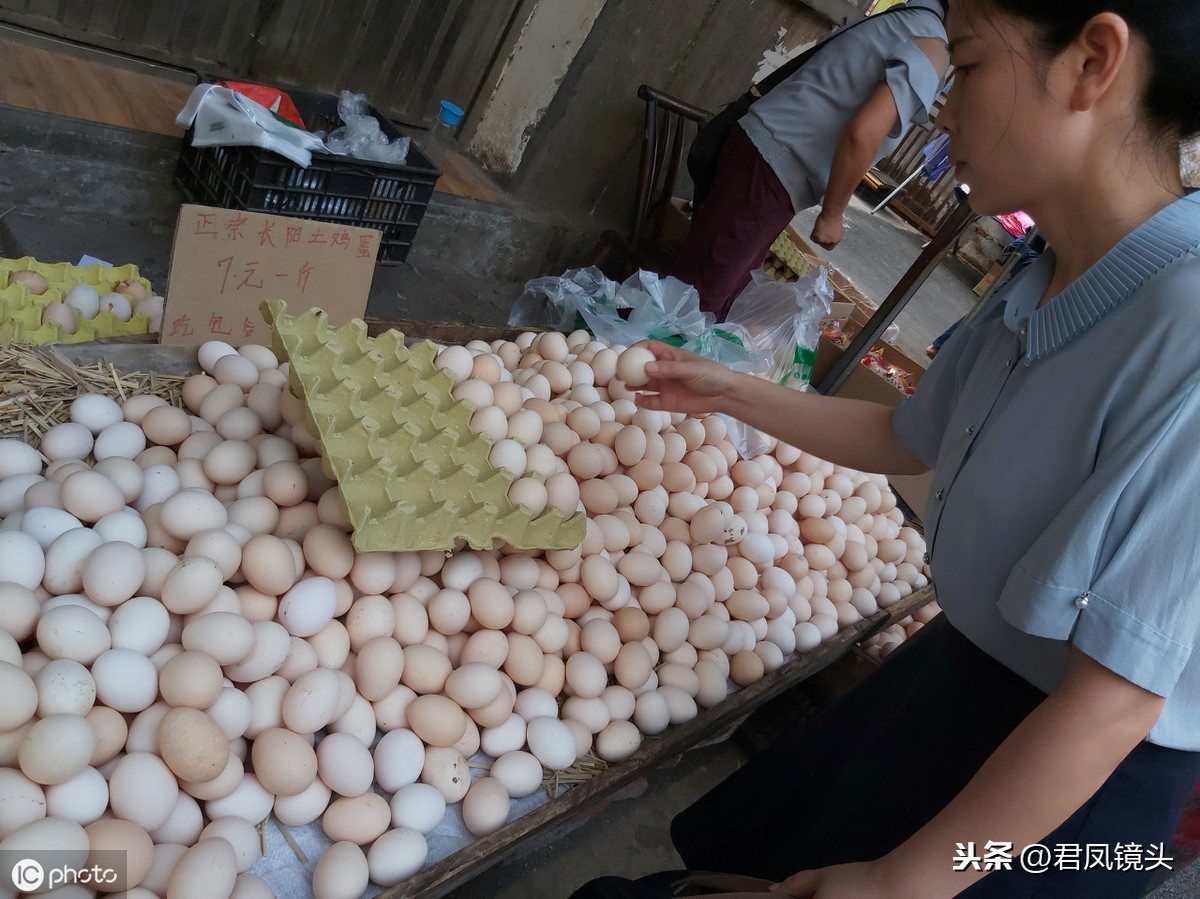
left=587, top=84, right=712, bottom=278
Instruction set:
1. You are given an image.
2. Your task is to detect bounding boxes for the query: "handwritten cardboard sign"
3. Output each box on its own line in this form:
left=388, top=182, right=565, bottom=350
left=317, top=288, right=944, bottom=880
left=161, top=204, right=381, bottom=346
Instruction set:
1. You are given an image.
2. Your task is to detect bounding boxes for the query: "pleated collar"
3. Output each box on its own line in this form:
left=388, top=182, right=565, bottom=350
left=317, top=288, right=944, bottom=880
left=1001, top=193, right=1200, bottom=363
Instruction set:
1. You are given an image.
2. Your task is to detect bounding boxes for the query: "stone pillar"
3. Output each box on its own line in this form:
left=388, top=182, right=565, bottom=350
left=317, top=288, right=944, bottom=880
left=466, top=0, right=609, bottom=176
left=1182, top=137, right=1200, bottom=189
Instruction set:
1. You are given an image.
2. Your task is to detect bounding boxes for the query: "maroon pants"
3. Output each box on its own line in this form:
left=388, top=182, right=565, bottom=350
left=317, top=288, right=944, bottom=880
left=668, top=125, right=796, bottom=320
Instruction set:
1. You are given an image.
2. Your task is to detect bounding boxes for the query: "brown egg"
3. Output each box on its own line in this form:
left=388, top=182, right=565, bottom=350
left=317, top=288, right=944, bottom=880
left=9, top=269, right=48, bottom=294
left=240, top=534, right=298, bottom=595
left=322, top=793, right=391, bottom=844
left=41, top=301, right=78, bottom=334
left=139, top=404, right=191, bottom=447
left=157, top=707, right=230, bottom=783
left=251, top=727, right=318, bottom=796
left=159, top=650, right=224, bottom=708
left=399, top=644, right=451, bottom=694
left=611, top=607, right=651, bottom=642
left=85, top=818, right=154, bottom=891
left=501, top=632, right=546, bottom=687
left=405, top=694, right=468, bottom=747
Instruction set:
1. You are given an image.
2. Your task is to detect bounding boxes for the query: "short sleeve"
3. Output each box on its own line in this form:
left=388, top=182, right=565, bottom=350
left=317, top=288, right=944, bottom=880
left=998, top=375, right=1200, bottom=697
left=883, top=41, right=943, bottom=137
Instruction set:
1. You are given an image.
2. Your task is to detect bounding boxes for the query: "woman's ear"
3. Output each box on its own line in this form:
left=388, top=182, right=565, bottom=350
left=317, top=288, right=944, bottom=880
left=1068, top=12, right=1131, bottom=113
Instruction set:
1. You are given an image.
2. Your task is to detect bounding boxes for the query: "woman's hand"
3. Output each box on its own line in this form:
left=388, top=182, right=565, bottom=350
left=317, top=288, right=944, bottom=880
left=771, top=861, right=892, bottom=898
left=633, top=340, right=740, bottom=416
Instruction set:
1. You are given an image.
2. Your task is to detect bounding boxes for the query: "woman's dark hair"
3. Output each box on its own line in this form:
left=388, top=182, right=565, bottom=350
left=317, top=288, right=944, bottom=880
left=987, top=2, right=1200, bottom=139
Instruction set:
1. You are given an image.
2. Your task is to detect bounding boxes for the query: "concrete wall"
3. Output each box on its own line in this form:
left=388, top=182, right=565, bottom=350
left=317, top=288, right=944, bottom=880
left=494, top=0, right=831, bottom=226
left=1182, top=138, right=1200, bottom=189
left=955, top=216, right=1011, bottom=275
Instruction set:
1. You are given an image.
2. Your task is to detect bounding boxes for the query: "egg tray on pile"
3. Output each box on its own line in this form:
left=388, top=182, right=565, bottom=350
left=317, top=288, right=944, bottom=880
left=0, top=256, right=154, bottom=344
left=261, top=300, right=587, bottom=553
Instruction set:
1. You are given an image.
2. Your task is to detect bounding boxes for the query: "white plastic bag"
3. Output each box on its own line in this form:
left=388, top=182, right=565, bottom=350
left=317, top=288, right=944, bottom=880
left=176, top=84, right=327, bottom=168
left=723, top=266, right=833, bottom=389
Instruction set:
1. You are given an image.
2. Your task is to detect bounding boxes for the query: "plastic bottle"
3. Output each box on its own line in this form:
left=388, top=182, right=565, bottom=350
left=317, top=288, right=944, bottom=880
left=419, top=100, right=465, bottom=168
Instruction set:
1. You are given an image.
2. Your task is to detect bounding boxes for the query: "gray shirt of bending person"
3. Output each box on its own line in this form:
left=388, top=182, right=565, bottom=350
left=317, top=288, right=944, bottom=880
left=740, top=0, right=948, bottom=212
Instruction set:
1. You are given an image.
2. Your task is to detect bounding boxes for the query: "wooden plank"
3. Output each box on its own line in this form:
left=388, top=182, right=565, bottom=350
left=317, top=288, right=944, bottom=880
left=0, top=36, right=193, bottom=136
left=433, top=150, right=510, bottom=205
left=365, top=317, right=538, bottom=345
left=381, top=585, right=937, bottom=899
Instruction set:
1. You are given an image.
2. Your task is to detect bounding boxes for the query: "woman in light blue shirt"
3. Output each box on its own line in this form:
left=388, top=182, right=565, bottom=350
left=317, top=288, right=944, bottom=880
left=615, top=1, right=1200, bottom=896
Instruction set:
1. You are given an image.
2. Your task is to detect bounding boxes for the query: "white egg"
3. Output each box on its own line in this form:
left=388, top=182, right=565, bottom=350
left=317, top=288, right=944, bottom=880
left=277, top=577, right=338, bottom=637
left=388, top=782, right=446, bottom=834
left=615, top=346, right=656, bottom=387
left=470, top=405, right=509, bottom=441
left=525, top=716, right=577, bottom=770
left=94, top=421, right=147, bottom=460
left=434, top=345, right=474, bottom=384
left=69, top=393, right=123, bottom=434
left=367, top=827, right=428, bottom=886
left=0, top=472, right=42, bottom=516
left=480, top=713, right=527, bottom=758
left=488, top=439, right=527, bottom=479
left=44, top=766, right=108, bottom=825
left=91, top=648, right=159, bottom=713
left=489, top=750, right=544, bottom=798
left=98, top=292, right=132, bottom=322
left=374, top=729, right=426, bottom=793
left=64, top=284, right=100, bottom=319
left=39, top=422, right=94, bottom=461
left=198, top=340, right=238, bottom=375
left=108, top=596, right=171, bottom=655
left=135, top=296, right=165, bottom=331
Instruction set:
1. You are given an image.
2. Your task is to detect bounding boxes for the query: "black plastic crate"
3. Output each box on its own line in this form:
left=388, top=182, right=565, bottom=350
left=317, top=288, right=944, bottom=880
left=175, top=81, right=440, bottom=265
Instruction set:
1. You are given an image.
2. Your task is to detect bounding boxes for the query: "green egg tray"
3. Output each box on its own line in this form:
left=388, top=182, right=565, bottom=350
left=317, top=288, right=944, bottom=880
left=0, top=256, right=154, bottom=344
left=261, top=300, right=586, bottom=553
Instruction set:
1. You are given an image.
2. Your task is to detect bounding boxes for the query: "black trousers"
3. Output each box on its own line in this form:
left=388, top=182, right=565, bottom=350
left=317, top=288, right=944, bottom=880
left=570, top=616, right=1200, bottom=898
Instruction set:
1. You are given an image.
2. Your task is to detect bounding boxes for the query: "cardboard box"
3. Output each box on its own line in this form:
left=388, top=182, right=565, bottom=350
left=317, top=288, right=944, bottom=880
left=811, top=305, right=933, bottom=521
left=821, top=301, right=856, bottom=329
left=161, top=204, right=378, bottom=347
left=973, top=261, right=1003, bottom=296
left=812, top=306, right=924, bottom=405
left=661, top=197, right=693, bottom=245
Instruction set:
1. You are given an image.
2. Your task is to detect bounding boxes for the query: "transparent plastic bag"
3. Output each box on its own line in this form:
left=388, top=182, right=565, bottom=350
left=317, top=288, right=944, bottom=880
left=679, top=323, right=768, bottom=374
left=597, top=270, right=713, bottom=347
left=508, top=267, right=620, bottom=332
left=715, top=267, right=833, bottom=457
left=724, top=266, right=833, bottom=389
left=508, top=268, right=715, bottom=347
left=325, top=91, right=411, bottom=164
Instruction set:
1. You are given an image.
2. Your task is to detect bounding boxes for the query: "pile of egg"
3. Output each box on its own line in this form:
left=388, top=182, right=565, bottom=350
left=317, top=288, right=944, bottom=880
left=0, top=329, right=928, bottom=899
left=6, top=269, right=165, bottom=335
left=860, top=601, right=941, bottom=661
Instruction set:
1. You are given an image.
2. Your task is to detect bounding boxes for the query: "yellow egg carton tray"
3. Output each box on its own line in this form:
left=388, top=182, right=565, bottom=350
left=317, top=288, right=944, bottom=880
left=0, top=256, right=153, bottom=344
left=261, top=300, right=586, bottom=553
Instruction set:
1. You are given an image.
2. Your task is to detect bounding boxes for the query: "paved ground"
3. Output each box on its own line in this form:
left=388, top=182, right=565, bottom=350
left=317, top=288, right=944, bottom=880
left=791, top=192, right=984, bottom=365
